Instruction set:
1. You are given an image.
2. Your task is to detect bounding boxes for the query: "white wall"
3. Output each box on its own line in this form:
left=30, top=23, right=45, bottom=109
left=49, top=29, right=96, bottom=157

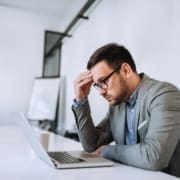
left=1, top=0, right=180, bottom=129
left=0, top=6, right=60, bottom=124
left=59, top=0, right=180, bottom=130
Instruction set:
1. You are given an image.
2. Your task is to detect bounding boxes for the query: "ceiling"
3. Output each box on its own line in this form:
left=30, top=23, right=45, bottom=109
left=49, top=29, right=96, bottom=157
left=0, top=0, right=92, bottom=31
left=0, top=0, right=87, bottom=17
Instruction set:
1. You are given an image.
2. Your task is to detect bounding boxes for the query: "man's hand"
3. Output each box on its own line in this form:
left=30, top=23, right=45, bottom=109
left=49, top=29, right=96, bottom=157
left=73, top=71, right=93, bottom=101
left=92, top=145, right=108, bottom=156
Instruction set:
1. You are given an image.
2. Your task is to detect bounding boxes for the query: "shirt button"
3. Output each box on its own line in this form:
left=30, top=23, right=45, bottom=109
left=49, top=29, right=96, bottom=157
left=131, top=109, right=134, bottom=112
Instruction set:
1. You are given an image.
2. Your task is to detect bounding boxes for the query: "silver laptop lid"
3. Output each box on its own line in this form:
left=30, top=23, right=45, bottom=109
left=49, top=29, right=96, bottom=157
left=14, top=112, right=54, bottom=168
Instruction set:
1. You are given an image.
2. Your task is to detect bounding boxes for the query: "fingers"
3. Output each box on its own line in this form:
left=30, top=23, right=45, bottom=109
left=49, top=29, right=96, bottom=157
left=73, top=71, right=93, bottom=90
left=92, top=145, right=107, bottom=156
left=92, top=149, right=101, bottom=156
left=73, top=71, right=93, bottom=100
left=74, top=71, right=92, bottom=86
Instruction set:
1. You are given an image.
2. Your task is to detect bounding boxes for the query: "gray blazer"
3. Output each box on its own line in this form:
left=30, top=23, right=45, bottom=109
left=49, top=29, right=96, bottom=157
left=72, top=74, right=180, bottom=177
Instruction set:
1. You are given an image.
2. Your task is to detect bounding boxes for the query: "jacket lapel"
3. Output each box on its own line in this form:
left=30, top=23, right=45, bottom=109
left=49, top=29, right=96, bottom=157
left=118, top=103, right=126, bottom=144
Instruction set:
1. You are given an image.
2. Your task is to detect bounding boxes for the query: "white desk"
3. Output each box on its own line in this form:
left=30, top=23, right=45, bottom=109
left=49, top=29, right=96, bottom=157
left=0, top=126, right=179, bottom=180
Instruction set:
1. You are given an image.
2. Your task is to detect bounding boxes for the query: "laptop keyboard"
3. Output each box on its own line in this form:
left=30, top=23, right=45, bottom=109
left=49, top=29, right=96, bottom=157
left=48, top=152, right=84, bottom=164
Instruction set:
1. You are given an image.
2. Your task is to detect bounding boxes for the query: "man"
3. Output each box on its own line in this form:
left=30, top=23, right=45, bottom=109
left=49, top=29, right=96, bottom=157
left=72, top=43, right=180, bottom=177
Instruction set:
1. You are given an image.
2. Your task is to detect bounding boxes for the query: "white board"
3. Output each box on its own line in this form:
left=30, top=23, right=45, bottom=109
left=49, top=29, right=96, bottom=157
left=27, top=78, right=60, bottom=121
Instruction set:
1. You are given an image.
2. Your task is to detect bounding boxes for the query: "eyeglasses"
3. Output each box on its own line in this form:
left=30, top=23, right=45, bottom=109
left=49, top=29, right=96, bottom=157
left=93, top=65, right=121, bottom=90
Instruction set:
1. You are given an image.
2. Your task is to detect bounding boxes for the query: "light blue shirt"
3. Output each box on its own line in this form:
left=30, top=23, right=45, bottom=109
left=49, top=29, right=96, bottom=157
left=125, top=86, right=139, bottom=145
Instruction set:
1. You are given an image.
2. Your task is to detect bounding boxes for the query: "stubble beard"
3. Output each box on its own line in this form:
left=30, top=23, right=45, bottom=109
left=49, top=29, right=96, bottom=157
left=108, top=78, right=129, bottom=106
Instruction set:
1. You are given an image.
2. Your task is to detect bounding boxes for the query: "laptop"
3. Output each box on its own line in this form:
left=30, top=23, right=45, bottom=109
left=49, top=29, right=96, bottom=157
left=14, top=112, right=114, bottom=169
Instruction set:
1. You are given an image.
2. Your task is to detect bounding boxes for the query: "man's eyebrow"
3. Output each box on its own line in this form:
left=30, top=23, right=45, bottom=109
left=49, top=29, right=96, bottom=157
left=96, top=76, right=107, bottom=83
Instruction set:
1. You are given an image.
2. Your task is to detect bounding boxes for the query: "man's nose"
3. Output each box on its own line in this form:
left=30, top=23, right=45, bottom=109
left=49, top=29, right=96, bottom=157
left=98, top=88, right=106, bottom=96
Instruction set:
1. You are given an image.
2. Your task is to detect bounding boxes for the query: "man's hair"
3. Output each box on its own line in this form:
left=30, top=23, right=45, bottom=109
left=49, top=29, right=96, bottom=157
left=87, top=43, right=137, bottom=72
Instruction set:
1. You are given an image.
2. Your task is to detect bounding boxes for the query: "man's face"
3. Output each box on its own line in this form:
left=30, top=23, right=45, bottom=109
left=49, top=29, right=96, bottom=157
left=90, top=61, right=130, bottom=106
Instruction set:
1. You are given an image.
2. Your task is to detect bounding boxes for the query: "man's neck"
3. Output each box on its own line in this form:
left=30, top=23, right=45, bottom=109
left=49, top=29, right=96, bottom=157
left=127, top=73, right=141, bottom=100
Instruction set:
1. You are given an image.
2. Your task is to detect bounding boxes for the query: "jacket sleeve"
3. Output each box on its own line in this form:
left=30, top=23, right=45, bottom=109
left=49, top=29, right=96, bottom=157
left=103, top=88, right=180, bottom=171
left=72, top=100, right=113, bottom=152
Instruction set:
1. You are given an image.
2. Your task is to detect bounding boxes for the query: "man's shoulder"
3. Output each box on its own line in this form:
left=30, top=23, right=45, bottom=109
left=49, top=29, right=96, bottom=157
left=139, top=73, right=179, bottom=96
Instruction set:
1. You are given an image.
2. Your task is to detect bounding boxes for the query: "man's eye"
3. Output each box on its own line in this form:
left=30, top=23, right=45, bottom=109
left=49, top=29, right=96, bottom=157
left=99, top=80, right=105, bottom=85
left=97, top=83, right=101, bottom=88
left=103, top=78, right=109, bottom=84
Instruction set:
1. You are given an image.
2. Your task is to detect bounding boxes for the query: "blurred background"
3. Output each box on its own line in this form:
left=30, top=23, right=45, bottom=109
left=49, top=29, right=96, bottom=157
left=0, top=0, right=179, bottom=137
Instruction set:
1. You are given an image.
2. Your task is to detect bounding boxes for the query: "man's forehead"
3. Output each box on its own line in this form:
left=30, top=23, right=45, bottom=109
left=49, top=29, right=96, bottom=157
left=90, top=61, right=112, bottom=80
left=90, top=61, right=111, bottom=72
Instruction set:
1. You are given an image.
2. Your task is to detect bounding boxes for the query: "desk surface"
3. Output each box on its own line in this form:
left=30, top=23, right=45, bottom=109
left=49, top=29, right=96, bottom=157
left=0, top=126, right=179, bottom=180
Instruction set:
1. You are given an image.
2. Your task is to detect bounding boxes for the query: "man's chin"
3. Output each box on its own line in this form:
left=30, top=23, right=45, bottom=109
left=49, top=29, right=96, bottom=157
left=107, top=98, right=122, bottom=106
left=108, top=100, right=118, bottom=106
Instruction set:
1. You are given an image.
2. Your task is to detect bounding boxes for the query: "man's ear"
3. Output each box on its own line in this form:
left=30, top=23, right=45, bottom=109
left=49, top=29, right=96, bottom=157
left=120, top=63, right=132, bottom=78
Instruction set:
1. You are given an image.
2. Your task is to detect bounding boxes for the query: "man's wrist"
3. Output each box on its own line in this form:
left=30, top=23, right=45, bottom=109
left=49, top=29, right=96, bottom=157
left=73, top=98, right=88, bottom=108
left=102, top=146, right=110, bottom=157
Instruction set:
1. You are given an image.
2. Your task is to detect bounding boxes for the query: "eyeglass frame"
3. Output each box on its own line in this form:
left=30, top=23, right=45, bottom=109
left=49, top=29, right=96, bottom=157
left=93, top=65, right=122, bottom=90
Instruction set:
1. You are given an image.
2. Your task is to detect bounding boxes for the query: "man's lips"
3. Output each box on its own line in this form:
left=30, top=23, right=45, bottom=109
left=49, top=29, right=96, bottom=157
left=104, top=96, right=111, bottom=101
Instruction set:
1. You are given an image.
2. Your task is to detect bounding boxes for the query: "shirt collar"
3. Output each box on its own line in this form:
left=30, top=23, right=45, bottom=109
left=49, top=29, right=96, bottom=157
left=126, top=74, right=143, bottom=107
